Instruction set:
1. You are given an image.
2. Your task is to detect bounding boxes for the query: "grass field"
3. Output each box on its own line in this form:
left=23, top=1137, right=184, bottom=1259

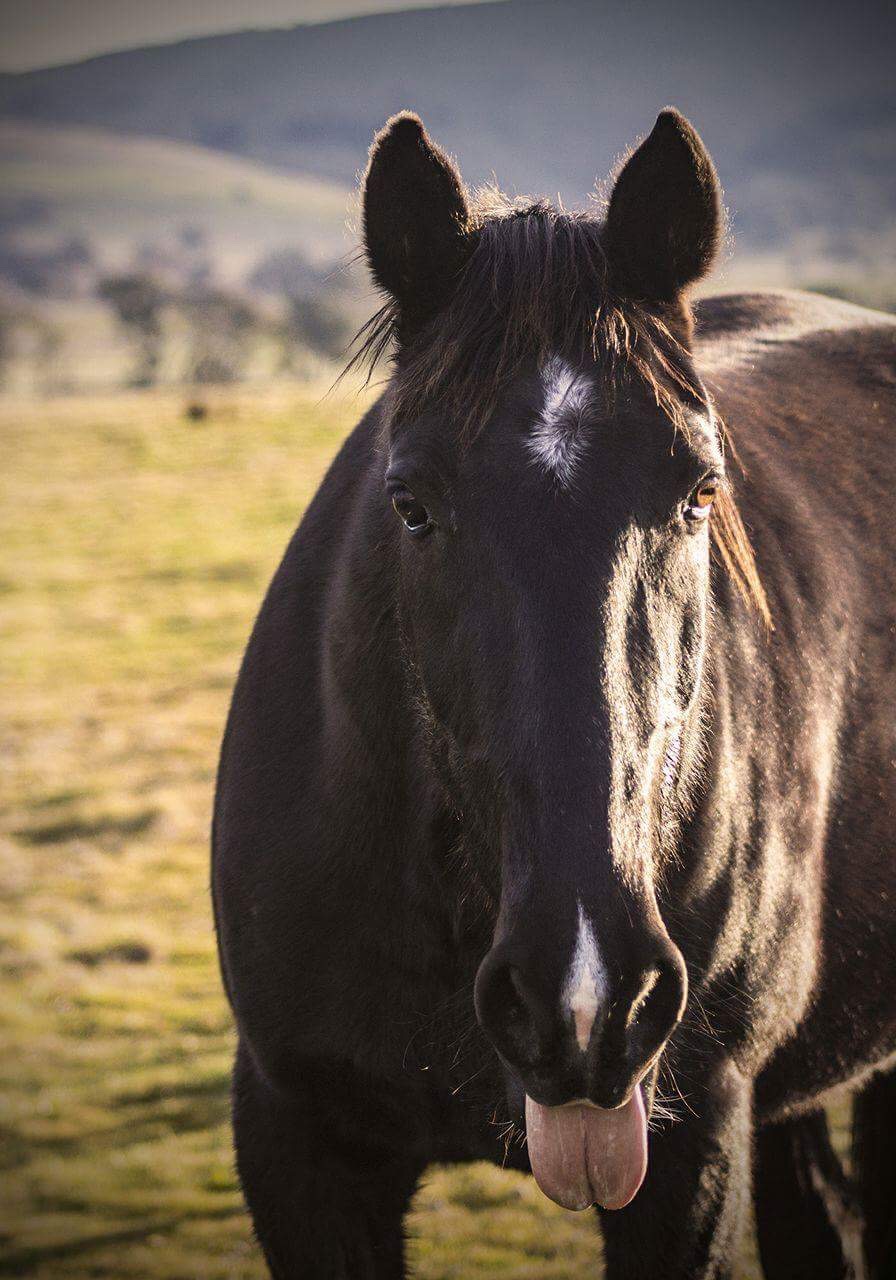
left=0, top=385, right=843, bottom=1278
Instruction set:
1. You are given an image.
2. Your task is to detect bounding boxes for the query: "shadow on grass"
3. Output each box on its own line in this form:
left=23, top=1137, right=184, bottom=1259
left=0, top=1125, right=31, bottom=1172
left=28, top=1077, right=231, bottom=1157
left=141, top=561, right=259, bottom=585
left=115, top=1073, right=229, bottom=1109
left=27, top=789, right=94, bottom=812
left=66, top=942, right=153, bottom=967
left=0, top=1205, right=247, bottom=1276
left=12, top=810, right=159, bottom=846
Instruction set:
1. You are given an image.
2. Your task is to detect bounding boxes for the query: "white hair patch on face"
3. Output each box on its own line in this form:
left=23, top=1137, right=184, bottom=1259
left=564, top=903, right=608, bottom=1053
left=527, top=356, right=594, bottom=486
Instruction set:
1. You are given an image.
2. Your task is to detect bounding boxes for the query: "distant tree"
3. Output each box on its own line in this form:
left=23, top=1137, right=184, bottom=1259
left=0, top=233, right=96, bottom=298
left=58, top=237, right=92, bottom=268
left=177, top=287, right=258, bottom=384
left=279, top=293, right=353, bottom=368
left=99, top=274, right=167, bottom=387
left=131, top=236, right=211, bottom=291
left=178, top=224, right=207, bottom=252
left=247, top=248, right=321, bottom=298
left=0, top=303, right=63, bottom=395
left=0, top=311, right=12, bottom=389
left=34, top=319, right=64, bottom=395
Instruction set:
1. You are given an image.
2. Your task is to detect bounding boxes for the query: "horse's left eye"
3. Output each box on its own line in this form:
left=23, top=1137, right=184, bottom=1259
left=684, top=480, right=718, bottom=522
left=392, top=489, right=432, bottom=536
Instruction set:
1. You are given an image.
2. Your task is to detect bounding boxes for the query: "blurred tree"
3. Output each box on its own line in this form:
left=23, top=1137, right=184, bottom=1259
left=35, top=320, right=64, bottom=396
left=0, top=310, right=12, bottom=390
left=177, top=287, right=258, bottom=384
left=99, top=274, right=167, bottom=387
left=178, top=224, right=207, bottom=252
left=132, top=236, right=211, bottom=291
left=0, top=302, right=63, bottom=395
left=0, top=234, right=96, bottom=298
left=279, top=293, right=353, bottom=370
left=247, top=247, right=321, bottom=298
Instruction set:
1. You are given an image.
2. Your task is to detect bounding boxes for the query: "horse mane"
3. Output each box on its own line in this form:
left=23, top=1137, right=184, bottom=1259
left=348, top=189, right=771, bottom=628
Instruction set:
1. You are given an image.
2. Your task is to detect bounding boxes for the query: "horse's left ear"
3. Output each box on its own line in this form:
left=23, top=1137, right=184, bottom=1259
left=363, top=112, right=472, bottom=331
left=604, top=109, right=722, bottom=303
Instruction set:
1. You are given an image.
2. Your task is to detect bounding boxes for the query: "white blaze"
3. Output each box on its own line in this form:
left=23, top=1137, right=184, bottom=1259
left=564, top=903, right=608, bottom=1052
left=527, top=356, right=593, bottom=486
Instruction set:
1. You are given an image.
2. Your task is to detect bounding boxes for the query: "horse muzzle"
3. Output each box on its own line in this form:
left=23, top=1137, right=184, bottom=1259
left=473, top=896, right=687, bottom=1209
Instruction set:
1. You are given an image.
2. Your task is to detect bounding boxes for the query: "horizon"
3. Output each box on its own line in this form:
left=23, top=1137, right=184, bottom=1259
left=0, top=0, right=490, bottom=73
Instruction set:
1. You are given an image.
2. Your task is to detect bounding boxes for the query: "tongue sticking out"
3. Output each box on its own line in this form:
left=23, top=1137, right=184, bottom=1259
left=525, top=1087, right=647, bottom=1211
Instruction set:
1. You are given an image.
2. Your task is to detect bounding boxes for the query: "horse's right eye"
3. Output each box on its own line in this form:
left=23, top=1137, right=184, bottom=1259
left=683, top=477, right=719, bottom=524
left=391, top=490, right=432, bottom=536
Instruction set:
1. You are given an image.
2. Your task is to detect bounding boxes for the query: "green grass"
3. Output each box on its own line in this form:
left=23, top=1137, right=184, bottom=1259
left=0, top=385, right=845, bottom=1277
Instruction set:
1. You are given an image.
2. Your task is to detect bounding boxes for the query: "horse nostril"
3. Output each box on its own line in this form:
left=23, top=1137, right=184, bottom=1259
left=626, top=966, right=661, bottom=1030
left=622, top=950, right=687, bottom=1063
left=474, top=952, right=555, bottom=1071
left=506, top=969, right=530, bottom=1024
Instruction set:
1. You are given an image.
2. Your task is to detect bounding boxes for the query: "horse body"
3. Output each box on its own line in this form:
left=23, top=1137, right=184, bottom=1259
left=697, top=294, right=896, bottom=1118
left=213, top=110, right=896, bottom=1278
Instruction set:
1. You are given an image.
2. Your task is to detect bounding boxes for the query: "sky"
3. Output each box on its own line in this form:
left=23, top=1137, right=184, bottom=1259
left=0, top=0, right=486, bottom=71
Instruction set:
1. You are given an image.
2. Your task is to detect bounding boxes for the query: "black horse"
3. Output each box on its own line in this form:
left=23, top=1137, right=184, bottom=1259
left=213, top=110, right=896, bottom=1278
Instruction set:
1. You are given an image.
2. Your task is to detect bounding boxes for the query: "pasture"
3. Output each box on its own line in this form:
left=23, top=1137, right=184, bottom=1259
left=0, top=386, right=843, bottom=1278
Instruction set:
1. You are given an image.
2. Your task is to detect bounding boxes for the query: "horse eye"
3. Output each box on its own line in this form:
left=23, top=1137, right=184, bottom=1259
left=684, top=479, right=718, bottom=522
left=391, top=490, right=432, bottom=536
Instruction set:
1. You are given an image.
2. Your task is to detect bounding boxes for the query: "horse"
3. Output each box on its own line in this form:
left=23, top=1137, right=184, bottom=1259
left=212, top=109, right=896, bottom=1278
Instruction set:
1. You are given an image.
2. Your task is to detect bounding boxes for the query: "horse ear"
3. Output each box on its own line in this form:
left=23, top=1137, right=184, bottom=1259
left=604, top=109, right=722, bottom=303
left=363, top=112, right=472, bottom=329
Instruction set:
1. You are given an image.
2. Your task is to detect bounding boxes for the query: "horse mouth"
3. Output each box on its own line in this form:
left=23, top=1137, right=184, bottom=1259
left=524, top=1085, right=648, bottom=1211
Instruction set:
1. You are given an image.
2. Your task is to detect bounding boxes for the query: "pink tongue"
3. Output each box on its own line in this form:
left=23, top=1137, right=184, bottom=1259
left=525, top=1087, right=647, bottom=1211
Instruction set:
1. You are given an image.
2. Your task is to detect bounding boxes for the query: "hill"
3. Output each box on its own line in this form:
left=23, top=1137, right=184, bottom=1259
left=0, top=119, right=353, bottom=285
left=0, top=0, right=894, bottom=262
left=0, top=122, right=363, bottom=396
left=1, top=0, right=893, bottom=397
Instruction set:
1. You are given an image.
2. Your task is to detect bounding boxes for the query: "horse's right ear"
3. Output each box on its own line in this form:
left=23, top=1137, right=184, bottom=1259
left=363, top=112, right=472, bottom=331
left=604, top=109, right=722, bottom=303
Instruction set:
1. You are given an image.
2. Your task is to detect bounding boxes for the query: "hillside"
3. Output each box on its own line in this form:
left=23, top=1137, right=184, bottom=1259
left=0, top=0, right=894, bottom=259
left=0, top=122, right=364, bottom=396
left=0, top=120, right=353, bottom=284
left=0, top=0, right=893, bottom=398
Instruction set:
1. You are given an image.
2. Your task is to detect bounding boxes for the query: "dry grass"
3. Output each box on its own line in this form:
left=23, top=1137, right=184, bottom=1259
left=0, top=385, right=845, bottom=1277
